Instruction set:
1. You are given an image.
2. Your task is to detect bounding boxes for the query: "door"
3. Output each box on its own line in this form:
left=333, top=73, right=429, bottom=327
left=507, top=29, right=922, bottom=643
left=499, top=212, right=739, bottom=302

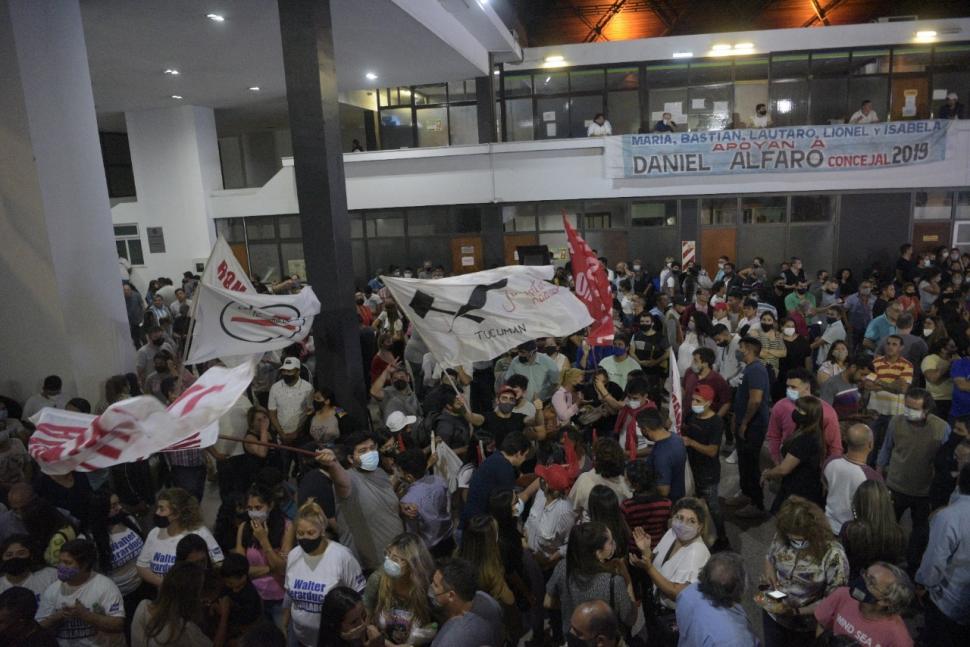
left=890, top=76, right=929, bottom=121
left=913, top=222, right=951, bottom=255
left=230, top=242, right=251, bottom=277
left=450, top=236, right=483, bottom=274
left=503, top=234, right=539, bottom=265
left=700, top=228, right=736, bottom=276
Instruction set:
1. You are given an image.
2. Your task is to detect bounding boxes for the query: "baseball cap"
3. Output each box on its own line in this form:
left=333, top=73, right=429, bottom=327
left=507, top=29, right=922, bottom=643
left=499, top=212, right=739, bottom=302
left=694, top=384, right=715, bottom=403
left=535, top=463, right=572, bottom=492
left=281, top=357, right=301, bottom=372
left=947, top=92, right=958, bottom=100
left=498, top=386, right=517, bottom=398
left=713, top=302, right=728, bottom=311
left=386, top=411, right=417, bottom=432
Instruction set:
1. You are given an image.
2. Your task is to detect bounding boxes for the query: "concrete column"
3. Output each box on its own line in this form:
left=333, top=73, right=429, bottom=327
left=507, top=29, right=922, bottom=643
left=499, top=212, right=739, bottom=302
left=0, top=0, right=132, bottom=403
left=124, top=105, right=224, bottom=284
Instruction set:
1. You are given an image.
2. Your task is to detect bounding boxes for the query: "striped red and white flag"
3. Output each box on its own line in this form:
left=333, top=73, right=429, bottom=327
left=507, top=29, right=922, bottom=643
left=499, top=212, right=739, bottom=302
left=29, top=359, right=255, bottom=475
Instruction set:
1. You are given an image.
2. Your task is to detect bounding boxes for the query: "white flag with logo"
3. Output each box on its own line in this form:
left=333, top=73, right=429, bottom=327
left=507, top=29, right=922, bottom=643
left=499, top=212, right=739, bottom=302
left=202, top=235, right=255, bottom=293
left=29, top=359, right=256, bottom=475
left=668, top=347, right=683, bottom=435
left=382, top=265, right=593, bottom=368
left=186, top=284, right=320, bottom=365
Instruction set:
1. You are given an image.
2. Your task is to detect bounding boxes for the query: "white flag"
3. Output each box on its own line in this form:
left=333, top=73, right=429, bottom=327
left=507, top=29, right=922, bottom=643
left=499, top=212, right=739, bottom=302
left=668, top=347, right=683, bottom=435
left=202, top=235, right=255, bottom=293
left=186, top=284, right=320, bottom=365
left=382, top=265, right=593, bottom=368
left=29, top=360, right=256, bottom=475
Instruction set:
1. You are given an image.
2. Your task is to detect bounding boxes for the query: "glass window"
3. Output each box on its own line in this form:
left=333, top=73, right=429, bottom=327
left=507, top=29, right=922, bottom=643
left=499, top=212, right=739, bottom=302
left=646, top=62, right=688, bottom=88
left=648, top=87, right=686, bottom=131
left=810, top=77, right=849, bottom=124
left=689, top=59, right=733, bottom=85
left=934, top=43, right=970, bottom=72
left=278, top=215, right=301, bottom=239
left=742, top=196, right=786, bottom=224
left=506, top=98, right=534, bottom=141
left=248, top=242, right=281, bottom=281
left=688, top=84, right=732, bottom=131
left=570, top=95, right=603, bottom=138
left=893, top=47, right=931, bottom=73
left=770, top=80, right=809, bottom=126
left=453, top=206, right=481, bottom=233
left=848, top=76, right=888, bottom=122
left=502, top=205, right=536, bottom=232
left=584, top=200, right=624, bottom=229
left=350, top=213, right=364, bottom=239
left=914, top=191, right=952, bottom=220
left=771, top=52, right=809, bottom=78
left=222, top=219, right=246, bottom=243
left=570, top=68, right=604, bottom=92
left=734, top=56, right=768, bottom=81
left=608, top=91, right=640, bottom=134
left=280, top=242, right=305, bottom=279
left=790, top=195, right=835, bottom=222
left=448, top=105, right=478, bottom=145
left=851, top=49, right=890, bottom=75
left=245, top=217, right=276, bottom=240
left=631, top=200, right=677, bottom=227
left=537, top=203, right=579, bottom=231
left=380, top=88, right=407, bottom=107
left=607, top=66, right=639, bottom=90
left=535, top=71, right=568, bottom=95
left=701, top=198, right=737, bottom=225
left=504, top=74, right=533, bottom=98
left=380, top=108, right=413, bottom=149
left=114, top=224, right=138, bottom=237
left=932, top=72, right=970, bottom=117
left=407, top=206, right=450, bottom=236
left=416, top=107, right=449, bottom=147
left=811, top=50, right=851, bottom=76
left=414, top=84, right=447, bottom=105
left=368, top=211, right=405, bottom=237
left=735, top=81, right=769, bottom=128
left=447, top=80, right=476, bottom=102
left=957, top=192, right=970, bottom=220
left=536, top=97, right=569, bottom=139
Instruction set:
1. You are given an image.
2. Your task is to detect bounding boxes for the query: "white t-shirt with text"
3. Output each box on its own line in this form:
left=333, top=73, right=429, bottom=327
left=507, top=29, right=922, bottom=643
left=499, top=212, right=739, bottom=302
left=136, top=526, right=224, bottom=576
left=36, top=572, right=124, bottom=647
left=284, top=542, right=366, bottom=647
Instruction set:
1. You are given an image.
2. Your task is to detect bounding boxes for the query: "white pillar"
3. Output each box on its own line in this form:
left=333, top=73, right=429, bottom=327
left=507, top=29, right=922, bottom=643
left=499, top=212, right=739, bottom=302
left=0, top=0, right=132, bottom=404
left=124, top=105, right=224, bottom=285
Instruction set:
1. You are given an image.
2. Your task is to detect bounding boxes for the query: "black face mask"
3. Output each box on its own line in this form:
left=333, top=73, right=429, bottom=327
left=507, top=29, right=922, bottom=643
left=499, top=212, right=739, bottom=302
left=566, top=632, right=592, bottom=647
left=298, top=537, right=322, bottom=554
left=761, top=323, right=773, bottom=331
left=849, top=576, right=878, bottom=605
left=392, top=379, right=408, bottom=391
left=108, top=512, right=128, bottom=526
left=518, top=354, right=531, bottom=364
left=152, top=338, right=164, bottom=346
left=2, top=558, right=31, bottom=576
left=312, top=400, right=325, bottom=411
left=154, top=514, right=170, bottom=529
left=716, top=340, right=729, bottom=348
left=283, top=375, right=299, bottom=386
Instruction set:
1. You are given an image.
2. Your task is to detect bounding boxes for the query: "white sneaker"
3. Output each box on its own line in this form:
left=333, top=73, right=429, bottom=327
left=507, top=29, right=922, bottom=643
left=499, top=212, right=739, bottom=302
left=725, top=449, right=738, bottom=464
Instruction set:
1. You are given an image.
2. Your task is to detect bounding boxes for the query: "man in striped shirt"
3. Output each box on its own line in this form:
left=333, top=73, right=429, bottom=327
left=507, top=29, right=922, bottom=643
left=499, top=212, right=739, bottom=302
left=863, top=335, right=913, bottom=465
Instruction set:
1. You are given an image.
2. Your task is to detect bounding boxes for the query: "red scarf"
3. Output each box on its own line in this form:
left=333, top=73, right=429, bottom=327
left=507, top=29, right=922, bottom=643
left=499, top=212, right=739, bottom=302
left=614, top=399, right=657, bottom=460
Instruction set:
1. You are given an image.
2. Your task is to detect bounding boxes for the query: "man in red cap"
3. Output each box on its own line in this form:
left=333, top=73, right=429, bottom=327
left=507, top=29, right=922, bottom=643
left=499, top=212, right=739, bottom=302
left=525, top=463, right=576, bottom=574
left=684, top=384, right=728, bottom=550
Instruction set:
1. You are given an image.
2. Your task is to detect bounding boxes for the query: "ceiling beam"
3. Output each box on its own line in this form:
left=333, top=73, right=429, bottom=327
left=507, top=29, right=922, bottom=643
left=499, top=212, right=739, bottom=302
left=583, top=0, right=628, bottom=43
left=558, top=0, right=602, bottom=36
left=808, top=0, right=830, bottom=26
left=803, top=0, right=849, bottom=27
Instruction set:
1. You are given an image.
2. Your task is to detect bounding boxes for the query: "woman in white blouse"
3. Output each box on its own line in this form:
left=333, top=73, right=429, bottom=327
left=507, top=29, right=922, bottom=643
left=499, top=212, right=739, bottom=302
left=629, top=497, right=711, bottom=610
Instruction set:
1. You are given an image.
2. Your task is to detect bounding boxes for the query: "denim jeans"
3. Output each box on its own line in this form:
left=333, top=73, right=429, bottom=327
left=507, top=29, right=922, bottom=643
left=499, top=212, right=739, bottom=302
left=695, top=481, right=726, bottom=540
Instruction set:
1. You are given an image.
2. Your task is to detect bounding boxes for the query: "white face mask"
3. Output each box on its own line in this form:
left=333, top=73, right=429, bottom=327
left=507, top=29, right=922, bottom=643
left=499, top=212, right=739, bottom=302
left=790, top=538, right=809, bottom=550
left=903, top=407, right=924, bottom=422
left=513, top=498, right=525, bottom=517
left=923, top=328, right=934, bottom=337
left=626, top=399, right=641, bottom=409
left=782, top=327, right=796, bottom=337
left=691, top=404, right=705, bottom=414
left=358, top=450, right=380, bottom=471
left=383, top=556, right=403, bottom=579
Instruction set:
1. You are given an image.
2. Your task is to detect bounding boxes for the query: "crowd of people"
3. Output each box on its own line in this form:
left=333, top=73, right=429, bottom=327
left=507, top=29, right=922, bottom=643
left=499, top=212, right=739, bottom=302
left=2, top=242, right=970, bottom=647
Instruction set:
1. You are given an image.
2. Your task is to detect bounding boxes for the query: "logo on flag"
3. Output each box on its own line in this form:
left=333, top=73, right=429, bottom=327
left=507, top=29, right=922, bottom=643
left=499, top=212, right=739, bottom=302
left=219, top=301, right=308, bottom=343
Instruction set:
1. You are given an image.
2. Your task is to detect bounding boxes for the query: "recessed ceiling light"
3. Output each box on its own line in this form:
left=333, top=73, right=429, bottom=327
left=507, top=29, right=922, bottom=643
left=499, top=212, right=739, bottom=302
left=206, top=13, right=225, bottom=22
left=248, top=86, right=260, bottom=91
left=711, top=44, right=732, bottom=52
left=171, top=95, right=183, bottom=100
left=672, top=51, right=693, bottom=59
left=365, top=72, right=378, bottom=80
left=544, top=55, right=564, bottom=63
left=164, top=68, right=180, bottom=75
left=776, top=99, right=792, bottom=114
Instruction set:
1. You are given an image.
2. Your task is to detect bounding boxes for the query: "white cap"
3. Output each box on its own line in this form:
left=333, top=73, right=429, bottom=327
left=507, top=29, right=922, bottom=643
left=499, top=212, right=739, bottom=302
left=947, top=92, right=958, bottom=100
left=281, top=357, right=301, bottom=371
left=386, top=410, right=417, bottom=432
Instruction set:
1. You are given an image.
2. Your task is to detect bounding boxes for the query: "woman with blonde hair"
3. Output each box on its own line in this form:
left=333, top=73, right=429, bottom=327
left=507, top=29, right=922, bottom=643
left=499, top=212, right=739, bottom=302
left=283, top=499, right=364, bottom=647
left=135, top=487, right=223, bottom=588
left=457, top=515, right=514, bottom=606
left=759, top=496, right=848, bottom=647
left=761, top=395, right=826, bottom=512
left=552, top=368, right=585, bottom=425
left=839, top=480, right=905, bottom=574
left=361, top=532, right=436, bottom=644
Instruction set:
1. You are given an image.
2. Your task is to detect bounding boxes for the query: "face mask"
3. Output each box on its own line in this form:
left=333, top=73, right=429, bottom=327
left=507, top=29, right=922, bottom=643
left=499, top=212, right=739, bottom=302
left=154, top=514, right=170, bottom=529
left=298, top=536, right=322, bottom=553
left=518, top=355, right=531, bottom=364
left=833, top=349, right=848, bottom=361
left=789, top=538, right=809, bottom=550
left=860, top=288, right=872, bottom=296
left=640, top=321, right=652, bottom=330
left=57, top=565, right=80, bottom=582
left=903, top=407, right=924, bottom=422
left=355, top=298, right=365, bottom=305
left=614, top=346, right=627, bottom=356
left=671, top=519, right=699, bottom=542
left=513, top=498, right=525, bottom=517
left=283, top=375, right=299, bottom=386
left=626, top=399, right=641, bottom=409
left=691, top=362, right=702, bottom=373
left=782, top=326, right=795, bottom=336
left=312, top=400, right=325, bottom=412
left=849, top=576, right=878, bottom=605
left=403, top=272, right=413, bottom=278
left=2, top=558, right=31, bottom=576
left=632, top=265, right=641, bottom=272
left=383, top=556, right=403, bottom=579
left=761, top=323, right=773, bottom=331
left=955, top=277, right=963, bottom=285
left=923, top=328, right=934, bottom=337
left=392, top=379, right=408, bottom=391
left=152, top=337, right=164, bottom=346
left=792, top=409, right=809, bottom=425
left=340, top=624, right=368, bottom=642
left=108, top=512, right=128, bottom=526
left=718, top=262, right=725, bottom=269
left=428, top=588, right=444, bottom=609
left=691, top=404, right=706, bottom=414
left=786, top=388, right=800, bottom=402
left=497, top=402, right=514, bottom=414
left=248, top=509, right=269, bottom=522
left=358, top=450, right=380, bottom=471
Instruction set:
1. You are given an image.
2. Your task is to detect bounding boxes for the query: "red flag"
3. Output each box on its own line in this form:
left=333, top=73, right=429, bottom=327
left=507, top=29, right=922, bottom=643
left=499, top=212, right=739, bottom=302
left=563, top=213, right=614, bottom=346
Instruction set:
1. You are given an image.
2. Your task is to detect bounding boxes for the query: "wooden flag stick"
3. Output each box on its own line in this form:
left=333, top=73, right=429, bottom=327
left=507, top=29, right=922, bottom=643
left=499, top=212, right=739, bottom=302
left=218, top=435, right=319, bottom=457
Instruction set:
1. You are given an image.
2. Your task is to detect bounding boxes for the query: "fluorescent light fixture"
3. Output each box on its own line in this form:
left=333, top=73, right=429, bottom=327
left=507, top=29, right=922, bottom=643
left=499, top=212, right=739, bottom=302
left=206, top=13, right=225, bottom=22
left=171, top=95, right=183, bottom=100
left=916, top=30, right=937, bottom=38
left=164, top=68, right=180, bottom=75
left=544, top=55, right=564, bottom=63
left=365, top=72, right=378, bottom=80
left=734, top=42, right=754, bottom=50
left=248, top=86, right=260, bottom=91
left=672, top=51, right=693, bottom=59
left=493, top=69, right=500, bottom=75
left=776, top=99, right=792, bottom=114
left=711, top=43, right=732, bottom=52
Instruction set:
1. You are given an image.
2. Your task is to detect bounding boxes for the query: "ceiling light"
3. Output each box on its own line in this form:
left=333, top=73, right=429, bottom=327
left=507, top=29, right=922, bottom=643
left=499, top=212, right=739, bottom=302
left=711, top=44, right=731, bottom=52
left=544, top=55, right=564, bottom=63
left=776, top=99, right=792, bottom=114
left=164, top=68, right=180, bottom=75
left=171, top=95, right=183, bottom=100
left=206, top=13, right=225, bottom=22
left=544, top=76, right=551, bottom=83
left=672, top=51, right=693, bottom=59
left=493, top=69, right=500, bottom=75
left=914, top=30, right=937, bottom=42
left=248, top=86, right=260, bottom=91
left=734, top=42, right=754, bottom=50
left=365, top=72, right=378, bottom=80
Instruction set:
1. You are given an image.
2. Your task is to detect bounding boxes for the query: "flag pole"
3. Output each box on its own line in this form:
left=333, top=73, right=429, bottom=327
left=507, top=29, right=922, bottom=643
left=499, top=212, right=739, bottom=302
left=217, top=435, right=319, bottom=457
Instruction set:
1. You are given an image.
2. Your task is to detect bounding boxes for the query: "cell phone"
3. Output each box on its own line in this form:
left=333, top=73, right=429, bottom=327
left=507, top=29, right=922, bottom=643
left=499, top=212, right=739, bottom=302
left=766, top=590, right=788, bottom=601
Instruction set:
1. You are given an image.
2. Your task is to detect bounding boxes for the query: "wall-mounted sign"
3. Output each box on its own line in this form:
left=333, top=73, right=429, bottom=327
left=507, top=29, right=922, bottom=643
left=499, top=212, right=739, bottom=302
left=147, top=227, right=165, bottom=254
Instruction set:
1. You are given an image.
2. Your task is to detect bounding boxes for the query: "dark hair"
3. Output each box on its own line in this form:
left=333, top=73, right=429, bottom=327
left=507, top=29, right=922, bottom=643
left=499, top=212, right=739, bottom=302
left=592, top=438, right=626, bottom=479
left=743, top=298, right=759, bottom=310
left=587, top=486, right=630, bottom=559
left=175, top=533, right=211, bottom=568
left=342, top=431, right=375, bottom=456
left=711, top=323, right=729, bottom=337
left=697, top=551, right=746, bottom=608
left=87, top=489, right=142, bottom=574
left=146, top=561, right=207, bottom=643
left=396, top=448, right=428, bottom=480
left=848, top=354, right=874, bottom=372
left=904, top=387, right=934, bottom=413
left=500, top=431, right=530, bottom=456
left=42, top=375, right=62, bottom=391
left=160, top=376, right=178, bottom=400
left=786, top=367, right=815, bottom=392
left=505, top=374, right=529, bottom=391
left=0, top=585, right=38, bottom=621
left=20, top=498, right=73, bottom=558
left=436, top=557, right=479, bottom=602
left=565, top=522, right=611, bottom=582
left=626, top=460, right=657, bottom=494
left=241, top=484, right=286, bottom=550
left=67, top=398, right=91, bottom=413
left=613, top=332, right=630, bottom=346
left=0, top=534, right=40, bottom=571
left=739, top=335, right=762, bottom=353
left=692, top=347, right=715, bottom=367
left=636, top=408, right=664, bottom=432
left=60, top=538, right=97, bottom=571
left=625, top=377, right=649, bottom=397
left=220, top=552, right=250, bottom=579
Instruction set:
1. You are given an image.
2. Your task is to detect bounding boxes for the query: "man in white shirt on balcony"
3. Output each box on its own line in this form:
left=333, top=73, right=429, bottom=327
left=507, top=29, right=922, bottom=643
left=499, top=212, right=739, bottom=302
left=849, top=99, right=879, bottom=124
left=587, top=112, right=612, bottom=136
